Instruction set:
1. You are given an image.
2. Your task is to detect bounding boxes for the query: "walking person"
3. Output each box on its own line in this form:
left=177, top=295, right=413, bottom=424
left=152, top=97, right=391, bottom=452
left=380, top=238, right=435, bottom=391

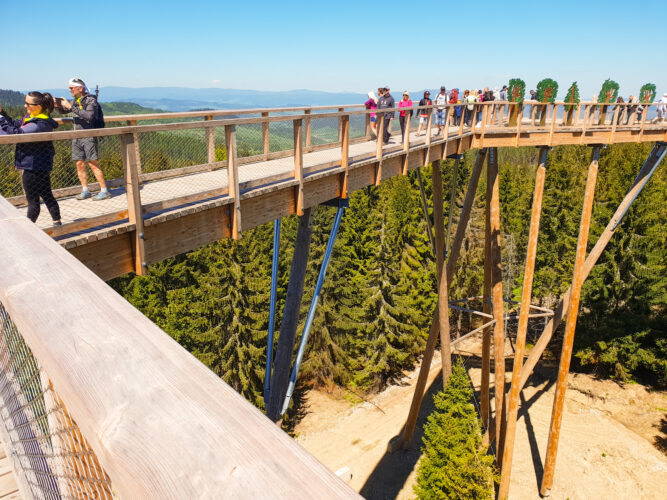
left=434, top=86, right=448, bottom=135
left=498, top=85, right=508, bottom=122
left=416, top=91, right=432, bottom=136
left=449, top=88, right=460, bottom=126
left=365, top=91, right=379, bottom=136
left=398, top=91, right=413, bottom=141
left=612, top=96, right=626, bottom=125
left=55, top=78, right=110, bottom=200
left=464, top=90, right=476, bottom=127
left=0, top=92, right=62, bottom=226
left=377, top=86, right=395, bottom=144
left=655, top=92, right=667, bottom=122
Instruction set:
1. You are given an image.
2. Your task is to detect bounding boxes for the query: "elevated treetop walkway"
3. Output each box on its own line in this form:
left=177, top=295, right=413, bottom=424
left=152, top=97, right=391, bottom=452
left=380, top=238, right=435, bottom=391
left=0, top=96, right=665, bottom=499
left=1, top=99, right=664, bottom=280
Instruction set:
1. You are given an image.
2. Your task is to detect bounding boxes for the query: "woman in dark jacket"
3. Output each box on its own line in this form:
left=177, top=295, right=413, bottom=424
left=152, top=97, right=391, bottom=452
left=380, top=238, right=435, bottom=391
left=0, top=91, right=61, bottom=226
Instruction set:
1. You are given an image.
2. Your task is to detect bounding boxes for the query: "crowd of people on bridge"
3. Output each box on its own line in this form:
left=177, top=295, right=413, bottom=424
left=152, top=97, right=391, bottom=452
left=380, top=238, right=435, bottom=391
left=364, top=85, right=667, bottom=145
left=0, top=78, right=110, bottom=227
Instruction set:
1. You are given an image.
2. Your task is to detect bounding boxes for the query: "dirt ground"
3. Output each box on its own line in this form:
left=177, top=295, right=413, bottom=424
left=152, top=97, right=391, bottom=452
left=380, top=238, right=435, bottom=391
left=294, top=336, right=667, bottom=499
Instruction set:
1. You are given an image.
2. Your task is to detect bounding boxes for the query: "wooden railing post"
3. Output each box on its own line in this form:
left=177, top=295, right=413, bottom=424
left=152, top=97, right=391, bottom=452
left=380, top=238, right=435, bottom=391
left=205, top=115, right=215, bottom=164
left=541, top=147, right=599, bottom=496
left=424, top=110, right=433, bottom=165
left=337, top=107, right=344, bottom=143
left=120, top=133, right=146, bottom=276
left=549, top=103, right=558, bottom=146
left=402, top=113, right=411, bottom=175
left=125, top=120, right=143, bottom=180
left=340, top=115, right=350, bottom=198
left=262, top=111, right=270, bottom=160
left=225, top=125, right=241, bottom=239
left=364, top=111, right=371, bottom=139
left=498, top=147, right=548, bottom=499
left=304, top=109, right=312, bottom=151
left=293, top=119, right=304, bottom=214
left=375, top=114, right=384, bottom=185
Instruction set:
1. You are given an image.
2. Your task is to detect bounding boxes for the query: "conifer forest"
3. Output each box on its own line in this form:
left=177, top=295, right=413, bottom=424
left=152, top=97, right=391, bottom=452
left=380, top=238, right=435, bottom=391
left=111, top=143, right=666, bottom=415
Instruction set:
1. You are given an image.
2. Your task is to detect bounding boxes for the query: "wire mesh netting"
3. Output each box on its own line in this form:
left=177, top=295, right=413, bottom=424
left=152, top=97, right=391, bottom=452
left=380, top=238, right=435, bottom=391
left=0, top=301, right=114, bottom=499
left=0, top=136, right=129, bottom=229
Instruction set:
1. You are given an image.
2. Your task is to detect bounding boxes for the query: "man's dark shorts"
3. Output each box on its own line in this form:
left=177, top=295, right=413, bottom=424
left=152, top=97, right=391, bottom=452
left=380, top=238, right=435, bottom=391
left=72, top=137, right=99, bottom=161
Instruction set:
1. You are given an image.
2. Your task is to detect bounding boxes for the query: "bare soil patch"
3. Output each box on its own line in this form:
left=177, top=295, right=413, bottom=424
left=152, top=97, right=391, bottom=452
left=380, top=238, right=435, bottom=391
left=295, top=336, right=667, bottom=499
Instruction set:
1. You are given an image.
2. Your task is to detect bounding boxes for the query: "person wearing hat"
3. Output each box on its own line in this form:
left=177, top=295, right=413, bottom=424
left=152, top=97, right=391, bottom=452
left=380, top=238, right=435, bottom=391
left=377, top=86, right=395, bottom=144
left=416, top=91, right=432, bottom=136
left=56, top=78, right=110, bottom=200
left=434, top=86, right=448, bottom=136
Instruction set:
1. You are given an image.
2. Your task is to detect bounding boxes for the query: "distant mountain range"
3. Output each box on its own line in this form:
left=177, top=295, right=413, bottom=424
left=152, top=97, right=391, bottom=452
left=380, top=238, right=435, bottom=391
left=41, top=87, right=369, bottom=111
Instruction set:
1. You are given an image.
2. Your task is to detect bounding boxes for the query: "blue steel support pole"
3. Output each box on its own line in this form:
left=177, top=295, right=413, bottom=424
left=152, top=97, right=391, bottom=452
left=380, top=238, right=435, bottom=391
left=264, top=218, right=281, bottom=405
left=281, top=206, right=345, bottom=415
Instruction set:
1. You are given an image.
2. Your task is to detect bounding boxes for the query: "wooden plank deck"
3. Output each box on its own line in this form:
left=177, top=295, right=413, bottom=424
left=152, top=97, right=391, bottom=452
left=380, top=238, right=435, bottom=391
left=24, top=128, right=426, bottom=231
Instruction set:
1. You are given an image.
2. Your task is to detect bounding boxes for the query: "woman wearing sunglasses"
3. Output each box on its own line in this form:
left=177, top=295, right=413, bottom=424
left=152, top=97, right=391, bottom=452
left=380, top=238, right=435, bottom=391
left=0, top=92, right=62, bottom=226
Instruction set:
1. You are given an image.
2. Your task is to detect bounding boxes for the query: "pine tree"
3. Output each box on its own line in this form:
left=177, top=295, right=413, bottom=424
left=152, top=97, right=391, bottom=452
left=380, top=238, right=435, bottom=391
left=415, top=359, right=496, bottom=499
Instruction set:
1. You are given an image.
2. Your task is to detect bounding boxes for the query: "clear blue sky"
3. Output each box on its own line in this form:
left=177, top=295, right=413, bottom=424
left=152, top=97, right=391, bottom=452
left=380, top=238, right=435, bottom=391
left=3, top=0, right=665, bottom=98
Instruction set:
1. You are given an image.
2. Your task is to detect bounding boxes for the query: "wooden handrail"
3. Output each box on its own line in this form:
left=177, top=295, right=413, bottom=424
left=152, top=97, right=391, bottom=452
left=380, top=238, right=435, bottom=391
left=0, top=195, right=358, bottom=499
left=3, top=100, right=663, bottom=145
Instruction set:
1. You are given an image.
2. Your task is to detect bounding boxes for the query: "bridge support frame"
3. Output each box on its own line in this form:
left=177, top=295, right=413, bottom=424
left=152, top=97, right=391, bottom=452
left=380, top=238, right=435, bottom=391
left=266, top=208, right=314, bottom=422
left=540, top=146, right=600, bottom=495
left=498, top=147, right=548, bottom=499
left=399, top=149, right=487, bottom=449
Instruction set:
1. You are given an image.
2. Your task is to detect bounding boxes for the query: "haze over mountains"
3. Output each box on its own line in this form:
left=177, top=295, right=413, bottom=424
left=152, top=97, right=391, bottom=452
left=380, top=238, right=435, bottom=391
left=41, top=87, right=369, bottom=111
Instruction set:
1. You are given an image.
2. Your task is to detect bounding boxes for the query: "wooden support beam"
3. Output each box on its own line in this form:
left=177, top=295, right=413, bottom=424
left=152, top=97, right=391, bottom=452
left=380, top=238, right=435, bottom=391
left=120, top=133, right=146, bottom=275
left=481, top=159, right=492, bottom=432
left=266, top=208, right=314, bottom=422
left=340, top=115, right=350, bottom=198
left=498, top=147, right=548, bottom=499
left=432, top=160, right=445, bottom=279
left=399, top=149, right=487, bottom=448
left=293, top=119, right=305, bottom=215
left=518, top=142, right=667, bottom=392
left=487, top=147, right=505, bottom=456
left=205, top=115, right=215, bottom=164
left=541, top=146, right=599, bottom=496
left=262, top=111, right=270, bottom=160
left=445, top=158, right=460, bottom=254
left=225, top=125, right=241, bottom=239
left=432, top=160, right=452, bottom=387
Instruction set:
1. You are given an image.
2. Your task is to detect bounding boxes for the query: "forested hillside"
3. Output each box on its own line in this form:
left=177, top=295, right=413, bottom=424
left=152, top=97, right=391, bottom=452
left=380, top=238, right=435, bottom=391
left=110, top=143, right=666, bottom=416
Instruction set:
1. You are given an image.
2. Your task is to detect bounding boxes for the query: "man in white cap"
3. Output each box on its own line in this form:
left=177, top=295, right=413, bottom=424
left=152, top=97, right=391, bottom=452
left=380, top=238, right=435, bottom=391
left=56, top=78, right=110, bottom=200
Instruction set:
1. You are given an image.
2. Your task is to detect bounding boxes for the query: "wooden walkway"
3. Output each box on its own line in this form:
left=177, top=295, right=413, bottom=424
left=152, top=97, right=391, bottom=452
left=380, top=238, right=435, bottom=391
left=2, top=104, right=665, bottom=281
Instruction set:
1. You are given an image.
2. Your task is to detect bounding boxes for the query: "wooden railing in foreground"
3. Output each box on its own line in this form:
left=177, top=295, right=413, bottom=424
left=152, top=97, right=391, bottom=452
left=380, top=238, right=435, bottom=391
left=0, top=196, right=358, bottom=499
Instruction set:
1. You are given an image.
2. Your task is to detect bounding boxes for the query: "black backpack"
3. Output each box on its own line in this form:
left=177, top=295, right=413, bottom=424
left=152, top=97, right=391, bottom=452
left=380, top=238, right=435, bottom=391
left=81, top=94, right=105, bottom=128
left=91, top=95, right=105, bottom=128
